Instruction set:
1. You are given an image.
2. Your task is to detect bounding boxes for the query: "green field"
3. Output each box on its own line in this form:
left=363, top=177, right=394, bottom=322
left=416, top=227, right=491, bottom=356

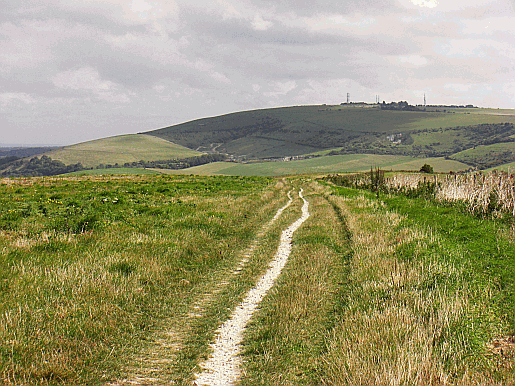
left=451, top=142, right=515, bottom=169
left=65, top=167, right=161, bottom=176
left=44, top=134, right=200, bottom=168
left=488, top=161, right=515, bottom=172
left=159, top=155, right=469, bottom=176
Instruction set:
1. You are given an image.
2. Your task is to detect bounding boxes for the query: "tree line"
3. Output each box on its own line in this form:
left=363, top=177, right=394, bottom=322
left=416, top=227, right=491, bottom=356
left=0, top=153, right=227, bottom=177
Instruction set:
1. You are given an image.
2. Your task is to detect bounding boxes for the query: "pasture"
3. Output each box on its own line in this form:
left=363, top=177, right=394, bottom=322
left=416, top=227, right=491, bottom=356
left=159, top=155, right=469, bottom=176
left=43, top=134, right=200, bottom=168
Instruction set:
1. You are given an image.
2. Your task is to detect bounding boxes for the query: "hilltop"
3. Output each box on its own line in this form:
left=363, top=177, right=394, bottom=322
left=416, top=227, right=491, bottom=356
left=145, top=104, right=515, bottom=168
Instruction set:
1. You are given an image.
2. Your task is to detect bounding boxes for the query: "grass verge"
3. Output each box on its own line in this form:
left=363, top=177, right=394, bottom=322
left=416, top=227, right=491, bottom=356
left=321, top=185, right=515, bottom=384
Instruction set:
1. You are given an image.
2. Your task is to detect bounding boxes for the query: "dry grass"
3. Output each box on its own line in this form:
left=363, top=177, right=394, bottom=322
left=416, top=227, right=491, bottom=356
left=0, top=175, right=287, bottom=385
left=321, top=194, right=504, bottom=385
left=388, top=171, right=515, bottom=216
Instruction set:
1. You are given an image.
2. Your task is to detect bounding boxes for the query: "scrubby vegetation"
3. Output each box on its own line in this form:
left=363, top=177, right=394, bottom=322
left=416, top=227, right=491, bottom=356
left=2, top=172, right=515, bottom=385
left=0, top=155, right=84, bottom=177
left=317, top=187, right=515, bottom=384
left=326, top=170, right=515, bottom=217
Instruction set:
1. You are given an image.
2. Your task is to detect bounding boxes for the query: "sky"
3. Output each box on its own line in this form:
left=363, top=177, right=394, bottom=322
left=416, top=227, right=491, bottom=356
left=1, top=0, right=515, bottom=146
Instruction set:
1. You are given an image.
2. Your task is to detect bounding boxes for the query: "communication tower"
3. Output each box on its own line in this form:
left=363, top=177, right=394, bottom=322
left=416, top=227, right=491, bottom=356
left=424, top=93, right=426, bottom=106
left=347, top=93, right=350, bottom=104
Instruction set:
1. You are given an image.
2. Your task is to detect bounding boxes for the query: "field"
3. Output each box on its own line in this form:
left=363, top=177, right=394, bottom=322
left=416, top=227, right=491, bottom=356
left=159, top=155, right=469, bottom=176
left=43, top=134, right=200, bottom=168
left=8, top=105, right=514, bottom=175
left=65, top=167, right=161, bottom=176
left=2, top=173, right=515, bottom=385
left=451, top=142, right=515, bottom=169
left=488, top=162, right=515, bottom=172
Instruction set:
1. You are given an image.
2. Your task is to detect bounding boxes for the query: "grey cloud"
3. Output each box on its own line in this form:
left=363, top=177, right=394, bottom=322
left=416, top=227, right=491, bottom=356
left=240, top=0, right=401, bottom=16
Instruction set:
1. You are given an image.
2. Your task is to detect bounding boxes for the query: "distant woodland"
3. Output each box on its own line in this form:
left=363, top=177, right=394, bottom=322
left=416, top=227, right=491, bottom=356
left=0, top=154, right=226, bottom=177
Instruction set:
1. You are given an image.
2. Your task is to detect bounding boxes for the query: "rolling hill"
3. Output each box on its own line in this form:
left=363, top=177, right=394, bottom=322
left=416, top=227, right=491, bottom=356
left=145, top=105, right=515, bottom=164
left=42, top=134, right=201, bottom=168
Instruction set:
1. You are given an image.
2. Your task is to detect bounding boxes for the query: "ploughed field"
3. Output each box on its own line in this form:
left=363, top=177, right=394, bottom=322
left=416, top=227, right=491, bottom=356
left=1, top=174, right=515, bottom=385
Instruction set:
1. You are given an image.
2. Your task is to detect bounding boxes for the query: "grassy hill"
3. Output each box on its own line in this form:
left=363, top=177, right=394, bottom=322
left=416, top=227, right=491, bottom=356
left=450, top=142, right=515, bottom=169
left=145, top=105, right=515, bottom=168
left=43, top=134, right=200, bottom=168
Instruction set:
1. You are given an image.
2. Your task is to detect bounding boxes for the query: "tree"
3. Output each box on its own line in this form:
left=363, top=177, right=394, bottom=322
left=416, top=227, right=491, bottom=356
left=420, top=163, right=434, bottom=173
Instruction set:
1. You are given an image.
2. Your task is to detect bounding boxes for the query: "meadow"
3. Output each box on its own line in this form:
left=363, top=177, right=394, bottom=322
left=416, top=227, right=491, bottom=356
left=1, top=172, right=515, bottom=385
left=0, top=174, right=288, bottom=384
left=451, top=142, right=515, bottom=169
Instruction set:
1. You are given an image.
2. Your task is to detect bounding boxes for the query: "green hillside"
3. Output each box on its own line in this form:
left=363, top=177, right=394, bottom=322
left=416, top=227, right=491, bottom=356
left=44, top=134, right=200, bottom=168
left=450, top=142, right=515, bottom=169
left=158, top=155, right=469, bottom=176
left=146, top=105, right=515, bottom=162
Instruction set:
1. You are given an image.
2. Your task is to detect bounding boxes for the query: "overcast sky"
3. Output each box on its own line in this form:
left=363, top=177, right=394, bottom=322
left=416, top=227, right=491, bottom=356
left=1, top=0, right=514, bottom=145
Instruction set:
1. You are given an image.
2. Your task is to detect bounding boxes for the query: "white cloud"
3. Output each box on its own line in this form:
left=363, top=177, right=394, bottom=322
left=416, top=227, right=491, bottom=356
left=217, top=0, right=243, bottom=20
left=444, top=83, right=472, bottom=92
left=51, top=67, right=131, bottom=103
left=397, top=55, right=429, bottom=66
left=252, top=14, right=274, bottom=31
left=0, top=93, right=36, bottom=106
left=263, top=80, right=297, bottom=98
left=462, top=16, right=515, bottom=35
left=211, top=71, right=232, bottom=84
left=52, top=67, right=114, bottom=91
left=306, top=14, right=377, bottom=35
left=411, top=0, right=438, bottom=8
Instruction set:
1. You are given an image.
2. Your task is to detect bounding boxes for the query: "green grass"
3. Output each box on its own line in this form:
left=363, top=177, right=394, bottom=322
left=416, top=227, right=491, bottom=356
left=44, top=134, right=200, bottom=168
left=451, top=142, right=515, bottom=169
left=64, top=167, right=162, bottom=176
left=382, top=194, right=515, bottom=332
left=0, top=174, right=280, bottom=385
left=2, top=173, right=515, bottom=384
left=241, top=184, right=351, bottom=385
left=488, top=162, right=515, bottom=172
left=159, top=155, right=470, bottom=176
left=320, top=185, right=515, bottom=384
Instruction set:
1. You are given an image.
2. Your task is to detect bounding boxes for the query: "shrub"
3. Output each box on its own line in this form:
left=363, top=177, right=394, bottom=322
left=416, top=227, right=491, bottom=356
left=420, top=163, right=434, bottom=173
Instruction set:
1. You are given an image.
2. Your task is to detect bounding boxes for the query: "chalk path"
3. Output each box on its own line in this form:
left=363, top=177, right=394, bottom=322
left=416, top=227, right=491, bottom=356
left=194, top=189, right=310, bottom=385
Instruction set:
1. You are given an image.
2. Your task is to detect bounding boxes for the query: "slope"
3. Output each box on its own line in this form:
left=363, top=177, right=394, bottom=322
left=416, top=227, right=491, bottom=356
left=145, top=105, right=515, bottom=160
left=43, top=134, right=200, bottom=168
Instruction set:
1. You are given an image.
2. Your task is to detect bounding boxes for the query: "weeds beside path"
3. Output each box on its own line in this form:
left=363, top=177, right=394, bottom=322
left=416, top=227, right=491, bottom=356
left=3, top=175, right=514, bottom=385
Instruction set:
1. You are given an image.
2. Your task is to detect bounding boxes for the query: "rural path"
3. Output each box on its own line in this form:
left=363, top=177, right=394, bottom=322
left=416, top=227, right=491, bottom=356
left=194, top=188, right=310, bottom=386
